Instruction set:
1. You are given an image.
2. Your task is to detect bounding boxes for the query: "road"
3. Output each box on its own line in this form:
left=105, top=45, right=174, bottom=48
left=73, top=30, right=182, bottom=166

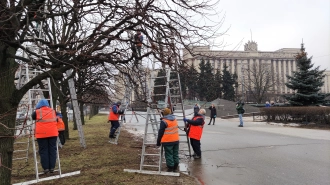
left=191, top=117, right=330, bottom=185
left=100, top=110, right=330, bottom=185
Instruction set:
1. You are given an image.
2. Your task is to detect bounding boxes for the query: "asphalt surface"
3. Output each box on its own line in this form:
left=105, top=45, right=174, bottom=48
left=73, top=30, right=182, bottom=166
left=100, top=110, right=330, bottom=185
left=190, top=117, right=330, bottom=185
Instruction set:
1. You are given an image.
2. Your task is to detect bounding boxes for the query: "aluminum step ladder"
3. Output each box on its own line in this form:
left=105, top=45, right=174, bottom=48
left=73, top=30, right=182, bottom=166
left=66, top=70, right=86, bottom=148
left=124, top=60, right=189, bottom=176
left=13, top=64, right=62, bottom=182
left=109, top=74, right=134, bottom=144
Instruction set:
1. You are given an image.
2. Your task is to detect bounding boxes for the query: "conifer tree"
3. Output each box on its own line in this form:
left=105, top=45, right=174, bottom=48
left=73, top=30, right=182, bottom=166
left=222, top=63, right=235, bottom=101
left=214, top=69, right=222, bottom=99
left=198, top=59, right=207, bottom=101
left=186, top=63, right=199, bottom=100
left=285, top=44, right=329, bottom=106
left=204, top=60, right=216, bottom=101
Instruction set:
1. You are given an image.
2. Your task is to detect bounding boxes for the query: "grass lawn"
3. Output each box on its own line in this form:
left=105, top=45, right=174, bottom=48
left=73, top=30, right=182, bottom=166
left=11, top=114, right=199, bottom=185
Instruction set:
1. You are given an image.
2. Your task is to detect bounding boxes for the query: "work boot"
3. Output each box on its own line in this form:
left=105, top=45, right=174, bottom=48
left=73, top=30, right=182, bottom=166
left=167, top=166, right=174, bottom=172
left=109, top=135, right=116, bottom=138
left=193, top=155, right=201, bottom=159
left=173, top=163, right=179, bottom=172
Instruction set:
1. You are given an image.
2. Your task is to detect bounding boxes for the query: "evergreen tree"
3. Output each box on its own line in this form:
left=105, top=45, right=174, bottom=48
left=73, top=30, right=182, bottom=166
left=198, top=58, right=207, bottom=101
left=178, top=63, right=188, bottom=100
left=204, top=60, right=216, bottom=101
left=186, top=63, right=199, bottom=100
left=222, top=63, right=235, bottom=101
left=214, top=69, right=222, bottom=99
left=285, top=44, right=329, bottom=106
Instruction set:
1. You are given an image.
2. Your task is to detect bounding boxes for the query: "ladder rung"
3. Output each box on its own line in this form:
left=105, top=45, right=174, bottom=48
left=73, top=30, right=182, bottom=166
left=142, top=164, right=159, bottom=168
left=151, top=76, right=167, bottom=79
left=14, top=141, right=29, bottom=144
left=154, top=85, right=166, bottom=87
left=170, top=95, right=181, bottom=98
left=143, top=153, right=160, bottom=156
left=12, top=157, right=28, bottom=161
left=13, top=149, right=28, bottom=152
left=144, top=143, right=157, bottom=145
left=29, top=88, right=50, bottom=91
left=152, top=94, right=166, bottom=96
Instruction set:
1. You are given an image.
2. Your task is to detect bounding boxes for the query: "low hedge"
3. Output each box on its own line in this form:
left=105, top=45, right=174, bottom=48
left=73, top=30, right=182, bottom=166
left=260, top=106, right=330, bottom=124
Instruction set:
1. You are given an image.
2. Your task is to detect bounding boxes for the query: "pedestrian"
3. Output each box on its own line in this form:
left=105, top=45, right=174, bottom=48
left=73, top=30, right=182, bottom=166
left=31, top=99, right=58, bottom=174
left=56, top=112, right=66, bottom=145
left=193, top=103, right=200, bottom=116
left=236, top=101, right=245, bottom=127
left=265, top=101, right=271, bottom=107
left=208, top=104, right=217, bottom=125
left=183, top=108, right=206, bottom=159
left=134, top=31, right=143, bottom=57
left=156, top=108, right=179, bottom=172
left=108, top=101, right=124, bottom=138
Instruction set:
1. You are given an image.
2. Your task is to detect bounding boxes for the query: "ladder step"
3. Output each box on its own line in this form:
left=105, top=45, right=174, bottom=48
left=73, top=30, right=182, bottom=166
left=12, top=157, right=28, bottom=161
left=152, top=94, right=166, bottom=96
left=154, top=85, right=166, bottom=87
left=144, top=143, right=157, bottom=145
left=151, top=76, right=167, bottom=79
left=142, top=164, right=160, bottom=168
left=13, top=149, right=28, bottom=152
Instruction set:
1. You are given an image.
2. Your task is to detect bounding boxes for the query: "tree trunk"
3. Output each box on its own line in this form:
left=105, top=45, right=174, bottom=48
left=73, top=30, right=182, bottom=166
left=0, top=44, right=19, bottom=185
left=79, top=102, right=85, bottom=125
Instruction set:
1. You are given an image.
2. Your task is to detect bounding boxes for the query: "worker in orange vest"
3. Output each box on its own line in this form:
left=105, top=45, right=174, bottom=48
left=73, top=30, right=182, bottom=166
left=156, top=108, right=179, bottom=172
left=31, top=99, right=58, bottom=174
left=56, top=112, right=65, bottom=145
left=108, top=101, right=124, bottom=138
left=183, top=109, right=206, bottom=159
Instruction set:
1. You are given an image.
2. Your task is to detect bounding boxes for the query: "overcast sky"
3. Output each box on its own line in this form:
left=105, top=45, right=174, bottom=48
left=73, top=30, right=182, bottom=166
left=215, top=0, right=330, bottom=70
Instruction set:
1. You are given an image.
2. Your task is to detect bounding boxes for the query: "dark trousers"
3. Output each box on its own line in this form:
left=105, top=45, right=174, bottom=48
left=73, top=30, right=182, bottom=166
left=190, top=138, right=201, bottom=156
left=109, top=120, right=120, bottom=136
left=209, top=117, right=215, bottom=125
left=37, top=136, right=57, bottom=170
left=163, top=144, right=179, bottom=167
left=58, top=131, right=66, bottom=145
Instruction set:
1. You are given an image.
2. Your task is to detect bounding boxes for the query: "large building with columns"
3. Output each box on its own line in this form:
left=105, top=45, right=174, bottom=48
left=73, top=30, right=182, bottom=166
left=183, top=41, right=330, bottom=102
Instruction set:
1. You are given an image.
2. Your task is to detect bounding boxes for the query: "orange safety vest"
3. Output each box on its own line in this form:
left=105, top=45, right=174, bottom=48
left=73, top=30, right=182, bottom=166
left=188, top=116, right=205, bottom=140
left=108, top=105, right=120, bottom=121
left=57, top=116, right=65, bottom=131
left=161, top=119, right=179, bottom=143
left=35, top=107, right=58, bottom=138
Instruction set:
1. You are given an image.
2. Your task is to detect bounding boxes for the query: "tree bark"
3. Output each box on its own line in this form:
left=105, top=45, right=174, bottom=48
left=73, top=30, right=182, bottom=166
left=0, top=44, right=19, bottom=185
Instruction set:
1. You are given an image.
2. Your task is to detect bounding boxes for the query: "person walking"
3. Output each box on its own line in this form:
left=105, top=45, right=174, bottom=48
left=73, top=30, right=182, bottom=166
left=208, top=104, right=217, bottom=125
left=183, top=109, right=206, bottom=159
left=236, top=101, right=245, bottom=127
left=31, top=99, right=58, bottom=174
left=193, top=103, right=200, bottom=116
left=156, top=108, right=180, bottom=172
left=56, top=112, right=66, bottom=146
left=108, top=101, right=124, bottom=138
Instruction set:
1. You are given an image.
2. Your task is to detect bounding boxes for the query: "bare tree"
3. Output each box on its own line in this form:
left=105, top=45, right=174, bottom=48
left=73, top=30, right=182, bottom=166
left=242, top=62, right=278, bottom=103
left=0, top=1, right=225, bottom=183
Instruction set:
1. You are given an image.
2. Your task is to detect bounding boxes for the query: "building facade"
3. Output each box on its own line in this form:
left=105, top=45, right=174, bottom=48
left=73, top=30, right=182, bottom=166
left=183, top=41, right=330, bottom=102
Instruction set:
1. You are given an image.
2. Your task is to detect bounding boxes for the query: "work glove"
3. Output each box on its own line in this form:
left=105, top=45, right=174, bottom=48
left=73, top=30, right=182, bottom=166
left=156, top=142, right=161, bottom=147
left=214, top=115, right=216, bottom=118
left=183, top=118, right=187, bottom=122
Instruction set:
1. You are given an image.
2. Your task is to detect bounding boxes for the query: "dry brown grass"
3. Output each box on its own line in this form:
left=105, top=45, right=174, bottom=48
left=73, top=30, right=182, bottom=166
left=11, top=114, right=199, bottom=185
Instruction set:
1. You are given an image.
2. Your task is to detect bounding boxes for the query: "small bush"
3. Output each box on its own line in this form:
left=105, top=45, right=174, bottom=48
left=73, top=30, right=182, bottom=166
left=260, top=106, right=330, bottom=124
